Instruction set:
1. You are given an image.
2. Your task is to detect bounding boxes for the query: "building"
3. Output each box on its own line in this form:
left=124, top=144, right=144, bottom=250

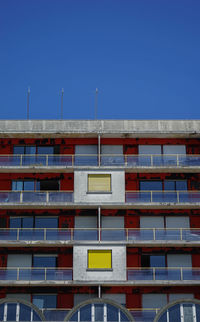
left=0, top=120, right=200, bottom=321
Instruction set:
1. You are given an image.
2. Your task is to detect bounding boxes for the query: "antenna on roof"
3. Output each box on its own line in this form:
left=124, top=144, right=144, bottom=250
left=95, top=88, right=98, bottom=120
left=61, top=88, right=64, bottom=120
left=27, top=87, right=30, bottom=120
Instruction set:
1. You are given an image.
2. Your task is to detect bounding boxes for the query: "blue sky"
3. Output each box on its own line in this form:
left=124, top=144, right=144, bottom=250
left=0, top=0, right=200, bottom=120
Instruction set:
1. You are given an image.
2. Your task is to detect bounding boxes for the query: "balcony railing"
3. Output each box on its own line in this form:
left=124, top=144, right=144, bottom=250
left=0, top=267, right=72, bottom=281
left=125, top=191, right=200, bottom=203
left=1, top=228, right=200, bottom=243
left=0, top=191, right=74, bottom=203
left=0, top=154, right=200, bottom=167
left=0, top=191, right=200, bottom=205
left=127, top=267, right=200, bottom=281
left=1, top=267, right=200, bottom=282
left=41, top=308, right=158, bottom=322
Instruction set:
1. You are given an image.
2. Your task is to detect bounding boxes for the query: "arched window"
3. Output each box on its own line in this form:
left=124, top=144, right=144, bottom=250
left=154, top=299, right=200, bottom=322
left=0, top=298, right=45, bottom=321
left=64, top=298, right=134, bottom=322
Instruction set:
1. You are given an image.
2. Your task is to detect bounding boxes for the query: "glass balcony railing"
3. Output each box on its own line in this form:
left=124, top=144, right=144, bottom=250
left=127, top=267, right=200, bottom=281
left=0, top=191, right=74, bottom=203
left=0, top=268, right=73, bottom=281
left=125, top=191, right=200, bottom=203
left=41, top=308, right=158, bottom=322
left=1, top=228, right=200, bottom=243
left=1, top=267, right=200, bottom=282
left=0, top=154, right=200, bottom=168
left=0, top=191, right=200, bottom=205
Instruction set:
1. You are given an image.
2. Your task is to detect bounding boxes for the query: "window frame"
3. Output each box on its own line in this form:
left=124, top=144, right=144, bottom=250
left=87, top=174, right=112, bottom=194
left=87, top=249, right=112, bottom=271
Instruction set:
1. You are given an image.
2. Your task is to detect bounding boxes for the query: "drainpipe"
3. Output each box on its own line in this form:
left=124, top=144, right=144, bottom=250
left=98, top=134, right=101, bottom=167
left=98, top=285, right=101, bottom=298
left=98, top=206, right=101, bottom=242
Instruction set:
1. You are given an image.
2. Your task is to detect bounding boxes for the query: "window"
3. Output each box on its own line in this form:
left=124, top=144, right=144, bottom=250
left=33, top=255, right=57, bottom=268
left=140, top=181, right=162, bottom=191
left=10, top=217, right=58, bottom=229
left=139, top=145, right=186, bottom=155
left=10, top=217, right=34, bottom=228
left=12, top=180, right=59, bottom=191
left=140, top=180, right=187, bottom=191
left=88, top=250, right=112, bottom=269
left=88, top=174, right=111, bottom=192
left=164, top=180, right=187, bottom=191
left=141, top=255, right=165, bottom=268
left=0, top=300, right=43, bottom=321
left=32, top=294, right=57, bottom=309
left=13, top=145, right=59, bottom=155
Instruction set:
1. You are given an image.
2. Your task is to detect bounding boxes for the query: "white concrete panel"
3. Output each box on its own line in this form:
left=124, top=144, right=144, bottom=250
left=101, top=145, right=123, bottom=154
left=7, top=254, right=32, bottom=267
left=74, top=170, right=125, bottom=204
left=102, top=293, right=126, bottom=305
left=74, top=294, right=97, bottom=306
left=75, top=216, right=97, bottom=228
left=140, top=217, right=164, bottom=228
left=169, top=294, right=194, bottom=302
left=6, top=293, right=31, bottom=302
left=167, top=254, right=192, bottom=267
left=73, top=245, right=126, bottom=281
left=142, top=294, right=167, bottom=308
left=102, top=217, right=124, bottom=228
left=166, top=217, right=190, bottom=228
left=139, top=145, right=161, bottom=154
left=163, top=145, right=186, bottom=154
left=75, top=145, right=98, bottom=154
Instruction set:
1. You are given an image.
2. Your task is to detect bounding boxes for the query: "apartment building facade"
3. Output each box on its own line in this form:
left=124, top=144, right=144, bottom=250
left=0, top=120, right=200, bottom=321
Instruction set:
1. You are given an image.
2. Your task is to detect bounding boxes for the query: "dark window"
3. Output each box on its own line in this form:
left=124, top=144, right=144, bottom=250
left=35, top=217, right=58, bottom=228
left=10, top=217, right=34, bottom=228
left=39, top=180, right=59, bottom=191
left=13, top=145, right=59, bottom=155
left=141, top=255, right=165, bottom=267
left=33, top=256, right=57, bottom=268
left=164, top=180, right=187, bottom=191
left=32, top=294, right=57, bottom=309
left=140, top=181, right=162, bottom=191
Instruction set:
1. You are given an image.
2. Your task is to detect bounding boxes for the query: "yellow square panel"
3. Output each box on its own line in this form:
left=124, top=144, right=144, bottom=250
left=88, top=250, right=112, bottom=269
left=88, top=174, right=111, bottom=192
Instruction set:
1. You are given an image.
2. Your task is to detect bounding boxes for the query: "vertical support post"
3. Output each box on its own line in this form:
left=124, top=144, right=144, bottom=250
left=20, top=191, right=23, bottom=203
left=177, top=154, right=179, bottom=166
left=98, top=206, right=101, bottom=242
left=46, top=155, right=48, bottom=167
left=180, top=267, right=183, bottom=281
left=17, top=228, right=19, bottom=242
left=98, top=134, right=101, bottom=167
left=180, top=228, right=183, bottom=241
left=153, top=228, right=156, bottom=241
left=153, top=267, right=156, bottom=281
left=98, top=285, right=101, bottom=298
left=20, top=155, right=23, bottom=166
left=17, top=268, right=20, bottom=281
left=44, top=229, right=46, bottom=241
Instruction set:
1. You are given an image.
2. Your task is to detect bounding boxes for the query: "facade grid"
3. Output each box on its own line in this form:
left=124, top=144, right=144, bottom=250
left=0, top=120, right=200, bottom=321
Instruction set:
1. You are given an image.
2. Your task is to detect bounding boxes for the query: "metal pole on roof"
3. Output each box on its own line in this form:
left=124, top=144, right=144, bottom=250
left=95, top=88, right=98, bottom=119
left=27, top=87, right=30, bottom=120
left=61, top=88, right=64, bottom=120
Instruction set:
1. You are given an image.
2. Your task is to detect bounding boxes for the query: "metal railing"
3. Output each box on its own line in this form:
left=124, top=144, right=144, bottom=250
left=127, top=267, right=200, bottom=281
left=0, top=267, right=72, bottom=281
left=0, top=190, right=200, bottom=204
left=1, top=228, right=200, bottom=242
left=0, top=191, right=74, bottom=203
left=125, top=191, right=200, bottom=203
left=0, top=154, right=200, bottom=167
left=1, top=267, right=200, bottom=282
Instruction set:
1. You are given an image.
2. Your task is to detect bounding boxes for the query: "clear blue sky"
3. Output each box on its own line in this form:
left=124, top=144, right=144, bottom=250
left=0, top=0, right=200, bottom=120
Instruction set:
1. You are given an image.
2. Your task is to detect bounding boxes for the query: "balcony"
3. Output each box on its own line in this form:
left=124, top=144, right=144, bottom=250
left=41, top=308, right=158, bottom=322
left=1, top=228, right=200, bottom=246
left=0, top=154, right=200, bottom=172
left=0, top=191, right=200, bottom=209
left=127, top=267, right=200, bottom=284
left=1, top=267, right=200, bottom=286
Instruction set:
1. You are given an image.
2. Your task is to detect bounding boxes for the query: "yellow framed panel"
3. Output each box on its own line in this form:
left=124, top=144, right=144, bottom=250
left=88, top=250, right=112, bottom=269
left=88, top=174, right=111, bottom=192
